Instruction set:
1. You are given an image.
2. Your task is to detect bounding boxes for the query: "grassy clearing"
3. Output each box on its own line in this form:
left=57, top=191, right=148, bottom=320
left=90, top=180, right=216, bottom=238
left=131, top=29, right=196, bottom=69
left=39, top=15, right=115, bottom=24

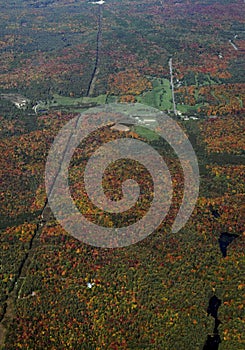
left=83, top=94, right=107, bottom=104
left=137, top=78, right=173, bottom=111
left=177, top=103, right=203, bottom=113
left=132, top=125, right=160, bottom=141
left=51, top=93, right=107, bottom=106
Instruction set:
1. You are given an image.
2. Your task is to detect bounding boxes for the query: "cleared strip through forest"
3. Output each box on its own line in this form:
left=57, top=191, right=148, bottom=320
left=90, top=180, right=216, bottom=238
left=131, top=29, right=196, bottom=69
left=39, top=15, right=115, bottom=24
left=0, top=7, right=106, bottom=340
left=0, top=115, right=83, bottom=348
left=86, top=4, right=103, bottom=96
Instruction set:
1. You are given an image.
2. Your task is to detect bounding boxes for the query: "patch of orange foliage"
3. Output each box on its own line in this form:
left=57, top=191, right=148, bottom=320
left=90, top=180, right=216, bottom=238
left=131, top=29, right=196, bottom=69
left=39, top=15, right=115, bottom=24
left=200, top=117, right=245, bottom=154
left=108, top=69, right=152, bottom=96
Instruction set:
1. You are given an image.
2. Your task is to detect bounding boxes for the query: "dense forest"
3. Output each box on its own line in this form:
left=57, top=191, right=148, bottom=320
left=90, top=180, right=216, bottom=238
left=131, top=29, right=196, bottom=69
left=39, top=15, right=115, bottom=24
left=0, top=0, right=244, bottom=349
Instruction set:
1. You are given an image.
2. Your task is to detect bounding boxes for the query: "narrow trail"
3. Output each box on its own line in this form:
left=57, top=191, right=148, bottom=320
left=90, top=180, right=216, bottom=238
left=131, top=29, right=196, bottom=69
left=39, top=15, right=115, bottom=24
left=86, top=4, right=103, bottom=96
left=169, top=57, right=177, bottom=116
left=0, top=211, right=44, bottom=348
left=0, top=7, right=105, bottom=342
left=0, top=107, right=84, bottom=348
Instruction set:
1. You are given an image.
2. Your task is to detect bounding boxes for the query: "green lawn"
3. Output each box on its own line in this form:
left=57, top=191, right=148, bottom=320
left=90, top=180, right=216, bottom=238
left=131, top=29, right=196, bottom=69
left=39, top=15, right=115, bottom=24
left=51, top=93, right=107, bottom=107
left=132, top=125, right=160, bottom=141
left=136, top=78, right=173, bottom=111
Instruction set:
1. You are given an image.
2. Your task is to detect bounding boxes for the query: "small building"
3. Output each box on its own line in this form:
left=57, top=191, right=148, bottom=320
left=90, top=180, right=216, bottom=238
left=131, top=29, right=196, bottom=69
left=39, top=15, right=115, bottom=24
left=1, top=93, right=29, bottom=109
left=14, top=99, right=28, bottom=109
left=110, top=123, right=130, bottom=132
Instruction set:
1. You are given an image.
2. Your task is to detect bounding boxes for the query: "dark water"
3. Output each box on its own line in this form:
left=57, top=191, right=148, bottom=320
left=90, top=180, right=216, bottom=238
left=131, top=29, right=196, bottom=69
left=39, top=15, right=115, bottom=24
left=203, top=295, right=222, bottom=350
left=207, top=295, right=221, bottom=319
left=209, top=205, right=220, bottom=219
left=218, top=232, right=238, bottom=257
left=203, top=334, right=221, bottom=350
left=208, top=206, right=239, bottom=257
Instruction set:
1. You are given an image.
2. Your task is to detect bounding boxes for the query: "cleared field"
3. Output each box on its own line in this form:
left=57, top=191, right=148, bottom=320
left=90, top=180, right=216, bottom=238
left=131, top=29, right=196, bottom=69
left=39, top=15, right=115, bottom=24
left=177, top=103, right=203, bottom=114
left=132, top=125, right=160, bottom=141
left=51, top=93, right=107, bottom=106
left=137, top=78, right=173, bottom=111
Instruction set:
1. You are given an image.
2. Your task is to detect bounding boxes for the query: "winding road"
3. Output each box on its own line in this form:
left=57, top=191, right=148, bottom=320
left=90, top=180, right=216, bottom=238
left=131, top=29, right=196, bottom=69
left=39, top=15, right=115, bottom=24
left=169, top=57, right=177, bottom=116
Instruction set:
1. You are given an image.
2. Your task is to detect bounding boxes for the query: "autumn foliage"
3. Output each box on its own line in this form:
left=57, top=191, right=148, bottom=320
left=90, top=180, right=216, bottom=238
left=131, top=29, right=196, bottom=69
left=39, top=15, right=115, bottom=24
left=200, top=116, right=245, bottom=154
left=108, top=70, right=152, bottom=98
